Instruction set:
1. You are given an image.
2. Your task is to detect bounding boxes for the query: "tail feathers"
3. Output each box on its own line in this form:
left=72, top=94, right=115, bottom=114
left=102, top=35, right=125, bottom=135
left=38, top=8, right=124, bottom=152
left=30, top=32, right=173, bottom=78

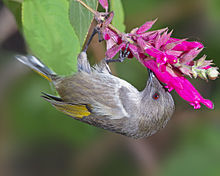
left=41, top=92, right=63, bottom=102
left=15, top=55, right=56, bottom=81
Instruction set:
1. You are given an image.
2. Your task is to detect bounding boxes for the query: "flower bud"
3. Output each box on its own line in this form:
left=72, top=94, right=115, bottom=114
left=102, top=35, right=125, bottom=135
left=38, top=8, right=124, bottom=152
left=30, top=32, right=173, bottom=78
left=191, top=67, right=197, bottom=78
left=207, top=67, right=219, bottom=80
left=198, top=69, right=207, bottom=80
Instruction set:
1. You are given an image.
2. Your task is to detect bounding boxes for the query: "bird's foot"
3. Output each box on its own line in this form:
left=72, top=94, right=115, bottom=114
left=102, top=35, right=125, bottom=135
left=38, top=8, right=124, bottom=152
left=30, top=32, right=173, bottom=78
left=105, top=43, right=130, bottom=64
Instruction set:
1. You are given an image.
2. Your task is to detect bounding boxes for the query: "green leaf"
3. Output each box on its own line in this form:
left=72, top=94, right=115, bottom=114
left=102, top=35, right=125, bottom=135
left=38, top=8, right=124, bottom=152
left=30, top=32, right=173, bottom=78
left=110, top=0, right=126, bottom=32
left=22, top=0, right=80, bottom=76
left=69, top=0, right=98, bottom=49
left=3, top=0, right=22, bottom=30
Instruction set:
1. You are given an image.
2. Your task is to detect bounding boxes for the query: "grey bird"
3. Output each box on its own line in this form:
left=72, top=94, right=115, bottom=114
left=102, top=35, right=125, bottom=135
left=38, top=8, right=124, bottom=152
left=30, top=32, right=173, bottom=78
left=15, top=52, right=175, bottom=139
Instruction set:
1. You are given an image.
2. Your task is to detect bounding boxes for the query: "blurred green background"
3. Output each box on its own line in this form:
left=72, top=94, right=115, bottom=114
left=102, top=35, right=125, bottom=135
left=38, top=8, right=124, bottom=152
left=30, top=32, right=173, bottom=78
left=0, top=0, right=220, bottom=176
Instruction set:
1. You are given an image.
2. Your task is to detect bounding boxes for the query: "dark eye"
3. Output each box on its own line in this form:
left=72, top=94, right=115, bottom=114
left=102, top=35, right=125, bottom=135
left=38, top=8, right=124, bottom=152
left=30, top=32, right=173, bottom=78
left=152, top=92, right=160, bottom=100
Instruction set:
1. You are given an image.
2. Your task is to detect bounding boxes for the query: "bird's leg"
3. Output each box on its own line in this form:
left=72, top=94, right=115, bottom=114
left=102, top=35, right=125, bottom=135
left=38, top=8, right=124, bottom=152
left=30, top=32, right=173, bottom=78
left=105, top=43, right=130, bottom=64
left=83, top=27, right=103, bottom=52
left=97, top=27, right=104, bottom=42
left=78, top=29, right=99, bottom=73
left=79, top=27, right=104, bottom=73
left=120, top=43, right=131, bottom=61
left=83, top=28, right=97, bottom=52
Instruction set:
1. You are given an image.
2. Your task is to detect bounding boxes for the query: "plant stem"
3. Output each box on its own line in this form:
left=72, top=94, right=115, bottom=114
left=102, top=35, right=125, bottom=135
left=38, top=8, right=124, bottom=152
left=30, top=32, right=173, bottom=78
left=76, top=0, right=122, bottom=35
left=75, top=0, right=97, bottom=15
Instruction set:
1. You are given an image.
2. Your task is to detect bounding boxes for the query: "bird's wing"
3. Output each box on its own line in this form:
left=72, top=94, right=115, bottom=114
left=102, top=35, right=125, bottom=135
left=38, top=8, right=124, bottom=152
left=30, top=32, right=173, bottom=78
left=42, top=92, right=91, bottom=119
left=55, top=72, right=139, bottom=119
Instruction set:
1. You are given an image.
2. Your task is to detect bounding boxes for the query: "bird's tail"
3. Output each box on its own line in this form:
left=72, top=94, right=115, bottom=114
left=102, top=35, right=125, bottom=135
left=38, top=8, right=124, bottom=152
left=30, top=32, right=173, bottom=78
left=15, top=55, right=56, bottom=81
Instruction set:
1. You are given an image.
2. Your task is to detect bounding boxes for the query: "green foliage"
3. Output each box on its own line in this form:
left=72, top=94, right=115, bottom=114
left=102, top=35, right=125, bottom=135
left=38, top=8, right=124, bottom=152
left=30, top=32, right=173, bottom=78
left=208, top=0, right=220, bottom=22
left=110, top=0, right=126, bottom=32
left=161, top=123, right=220, bottom=176
left=22, top=0, right=80, bottom=76
left=69, top=0, right=98, bottom=49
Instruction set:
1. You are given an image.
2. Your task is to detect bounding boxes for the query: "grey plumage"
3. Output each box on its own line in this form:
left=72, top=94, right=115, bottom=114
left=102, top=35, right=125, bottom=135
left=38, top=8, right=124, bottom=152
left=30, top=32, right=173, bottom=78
left=16, top=52, right=175, bottom=139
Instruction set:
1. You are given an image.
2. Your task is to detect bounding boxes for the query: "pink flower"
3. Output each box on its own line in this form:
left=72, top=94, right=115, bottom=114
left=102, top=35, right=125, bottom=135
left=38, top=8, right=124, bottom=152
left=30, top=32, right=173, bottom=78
left=135, top=19, right=158, bottom=34
left=171, top=38, right=204, bottom=51
left=105, top=19, right=159, bottom=61
left=98, top=0, right=108, bottom=12
left=143, top=31, right=205, bottom=73
left=143, top=59, right=214, bottom=109
left=100, top=17, right=218, bottom=109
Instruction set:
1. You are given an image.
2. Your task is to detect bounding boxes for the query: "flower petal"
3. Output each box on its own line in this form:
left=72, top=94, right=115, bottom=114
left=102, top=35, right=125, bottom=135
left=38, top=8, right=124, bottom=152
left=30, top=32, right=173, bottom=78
left=98, top=0, right=108, bottom=11
left=166, top=54, right=178, bottom=64
left=128, top=44, right=141, bottom=61
left=180, top=47, right=203, bottom=64
left=103, top=28, right=120, bottom=49
left=136, top=19, right=157, bottom=34
left=145, top=48, right=165, bottom=64
left=164, top=38, right=186, bottom=50
left=106, top=43, right=126, bottom=59
left=165, top=50, right=183, bottom=57
left=104, top=12, right=114, bottom=27
left=173, top=39, right=204, bottom=52
left=140, top=27, right=168, bottom=39
left=137, top=37, right=151, bottom=51
left=158, top=29, right=172, bottom=47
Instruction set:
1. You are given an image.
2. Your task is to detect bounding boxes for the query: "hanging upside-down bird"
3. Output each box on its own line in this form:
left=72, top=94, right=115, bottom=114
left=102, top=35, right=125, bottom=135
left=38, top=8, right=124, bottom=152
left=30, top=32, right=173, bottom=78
left=15, top=51, right=174, bottom=139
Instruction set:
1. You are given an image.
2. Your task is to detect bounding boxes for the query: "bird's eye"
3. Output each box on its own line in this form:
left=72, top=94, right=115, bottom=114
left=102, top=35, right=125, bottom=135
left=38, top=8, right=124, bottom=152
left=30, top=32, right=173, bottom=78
left=152, top=92, right=160, bottom=100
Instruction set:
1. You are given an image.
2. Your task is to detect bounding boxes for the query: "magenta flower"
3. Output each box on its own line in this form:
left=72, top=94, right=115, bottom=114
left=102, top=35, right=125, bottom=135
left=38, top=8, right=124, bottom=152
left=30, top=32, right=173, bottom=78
left=100, top=16, right=218, bottom=109
left=139, top=31, right=205, bottom=74
left=143, top=59, right=214, bottom=109
left=105, top=19, right=161, bottom=61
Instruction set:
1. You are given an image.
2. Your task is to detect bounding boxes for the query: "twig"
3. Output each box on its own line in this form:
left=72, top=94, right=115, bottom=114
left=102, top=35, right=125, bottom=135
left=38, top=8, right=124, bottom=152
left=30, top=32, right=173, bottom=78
left=75, top=0, right=122, bottom=35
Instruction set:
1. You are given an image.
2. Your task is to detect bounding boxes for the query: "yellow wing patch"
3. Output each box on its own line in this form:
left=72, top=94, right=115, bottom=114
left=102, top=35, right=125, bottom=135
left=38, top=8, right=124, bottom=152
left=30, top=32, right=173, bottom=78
left=54, top=103, right=91, bottom=118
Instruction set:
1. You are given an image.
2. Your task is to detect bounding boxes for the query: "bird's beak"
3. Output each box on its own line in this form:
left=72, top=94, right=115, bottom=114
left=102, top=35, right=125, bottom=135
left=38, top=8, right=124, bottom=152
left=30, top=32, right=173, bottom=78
left=147, top=68, right=169, bottom=91
left=147, top=68, right=154, bottom=82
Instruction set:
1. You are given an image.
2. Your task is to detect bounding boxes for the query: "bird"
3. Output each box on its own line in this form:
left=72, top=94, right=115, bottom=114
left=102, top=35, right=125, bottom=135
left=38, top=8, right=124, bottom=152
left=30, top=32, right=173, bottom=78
left=15, top=51, right=175, bottom=139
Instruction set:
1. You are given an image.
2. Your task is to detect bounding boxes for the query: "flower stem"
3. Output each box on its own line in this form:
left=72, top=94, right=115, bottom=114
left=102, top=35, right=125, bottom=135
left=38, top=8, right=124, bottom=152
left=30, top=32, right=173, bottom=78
left=75, top=0, right=97, bottom=15
left=75, top=0, right=122, bottom=35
